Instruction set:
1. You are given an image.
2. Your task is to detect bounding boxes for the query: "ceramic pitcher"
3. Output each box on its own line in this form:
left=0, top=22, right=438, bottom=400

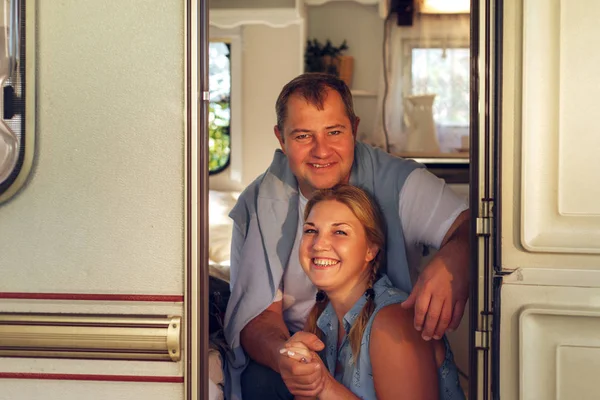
left=403, top=94, right=440, bottom=153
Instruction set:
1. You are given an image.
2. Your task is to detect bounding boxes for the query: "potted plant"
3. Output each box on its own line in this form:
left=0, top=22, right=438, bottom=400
left=304, top=38, right=354, bottom=87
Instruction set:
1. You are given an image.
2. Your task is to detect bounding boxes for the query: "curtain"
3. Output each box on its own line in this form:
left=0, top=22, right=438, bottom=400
left=369, top=13, right=470, bottom=154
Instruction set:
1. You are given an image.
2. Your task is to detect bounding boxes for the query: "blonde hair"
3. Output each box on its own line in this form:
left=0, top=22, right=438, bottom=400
left=303, top=184, right=386, bottom=361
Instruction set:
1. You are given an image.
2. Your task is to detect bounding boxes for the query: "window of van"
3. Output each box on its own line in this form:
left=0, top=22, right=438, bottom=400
left=399, top=38, right=470, bottom=183
left=208, top=41, right=231, bottom=174
left=410, top=45, right=470, bottom=143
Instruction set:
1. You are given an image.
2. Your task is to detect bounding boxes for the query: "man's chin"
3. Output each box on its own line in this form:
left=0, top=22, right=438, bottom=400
left=299, top=175, right=348, bottom=196
left=309, top=177, right=346, bottom=191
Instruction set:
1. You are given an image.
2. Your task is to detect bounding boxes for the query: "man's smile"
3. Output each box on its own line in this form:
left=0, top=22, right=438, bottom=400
left=308, top=162, right=335, bottom=169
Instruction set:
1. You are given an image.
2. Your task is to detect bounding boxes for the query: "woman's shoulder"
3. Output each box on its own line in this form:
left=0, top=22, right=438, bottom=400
left=373, top=274, right=409, bottom=306
left=370, top=276, right=418, bottom=340
left=371, top=302, right=414, bottom=335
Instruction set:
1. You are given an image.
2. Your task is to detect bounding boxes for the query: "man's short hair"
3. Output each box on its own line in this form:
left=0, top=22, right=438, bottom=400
left=275, top=73, right=358, bottom=135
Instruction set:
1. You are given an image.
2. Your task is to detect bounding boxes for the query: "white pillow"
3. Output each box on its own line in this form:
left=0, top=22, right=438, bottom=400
left=208, top=190, right=238, bottom=270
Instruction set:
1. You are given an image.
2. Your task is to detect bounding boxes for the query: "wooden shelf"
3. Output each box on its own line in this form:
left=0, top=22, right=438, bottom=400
left=209, top=8, right=303, bottom=29
left=393, top=151, right=470, bottom=166
left=304, top=0, right=388, bottom=18
left=395, top=151, right=469, bottom=158
left=305, top=0, right=379, bottom=5
left=351, top=89, right=377, bottom=97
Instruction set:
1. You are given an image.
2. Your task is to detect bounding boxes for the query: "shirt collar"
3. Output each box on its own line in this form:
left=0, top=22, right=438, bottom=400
left=315, top=292, right=369, bottom=334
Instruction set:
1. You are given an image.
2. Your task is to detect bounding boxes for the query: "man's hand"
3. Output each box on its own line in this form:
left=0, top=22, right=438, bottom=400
left=278, top=332, right=326, bottom=397
left=402, top=211, right=470, bottom=340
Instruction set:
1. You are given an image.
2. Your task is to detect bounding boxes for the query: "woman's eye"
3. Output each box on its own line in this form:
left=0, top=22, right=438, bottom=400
left=303, top=228, right=317, bottom=234
left=334, top=230, right=347, bottom=236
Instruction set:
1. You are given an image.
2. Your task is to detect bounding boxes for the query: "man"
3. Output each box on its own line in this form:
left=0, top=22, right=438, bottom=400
left=223, top=73, right=469, bottom=399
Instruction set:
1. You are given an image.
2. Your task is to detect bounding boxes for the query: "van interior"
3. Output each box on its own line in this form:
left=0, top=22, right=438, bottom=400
left=206, top=0, right=471, bottom=397
left=2, top=1, right=600, bottom=399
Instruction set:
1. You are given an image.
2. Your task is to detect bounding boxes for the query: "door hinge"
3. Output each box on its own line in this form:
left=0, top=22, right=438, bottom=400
left=476, top=197, right=494, bottom=237
left=475, top=329, right=491, bottom=349
left=476, top=217, right=491, bottom=236
left=475, top=313, right=493, bottom=350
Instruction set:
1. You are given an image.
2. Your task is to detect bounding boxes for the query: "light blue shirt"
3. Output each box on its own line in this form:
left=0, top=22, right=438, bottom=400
left=316, top=275, right=466, bottom=400
left=224, top=142, right=422, bottom=399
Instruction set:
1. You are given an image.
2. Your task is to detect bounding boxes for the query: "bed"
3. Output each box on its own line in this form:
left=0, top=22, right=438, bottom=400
left=208, top=190, right=239, bottom=400
left=208, top=189, right=239, bottom=282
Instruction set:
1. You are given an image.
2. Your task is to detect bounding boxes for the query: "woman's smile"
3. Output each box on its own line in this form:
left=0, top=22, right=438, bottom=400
left=300, top=199, right=376, bottom=292
left=311, top=257, right=340, bottom=269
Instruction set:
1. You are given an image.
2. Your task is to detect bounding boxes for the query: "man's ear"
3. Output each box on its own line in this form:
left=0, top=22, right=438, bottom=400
left=352, top=117, right=361, bottom=138
left=274, top=125, right=286, bottom=153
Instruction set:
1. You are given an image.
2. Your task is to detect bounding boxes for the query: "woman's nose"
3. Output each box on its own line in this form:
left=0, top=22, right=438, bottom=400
left=312, top=234, right=331, bottom=251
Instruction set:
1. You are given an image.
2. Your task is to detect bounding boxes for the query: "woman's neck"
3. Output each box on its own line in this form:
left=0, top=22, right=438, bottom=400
left=326, top=275, right=370, bottom=326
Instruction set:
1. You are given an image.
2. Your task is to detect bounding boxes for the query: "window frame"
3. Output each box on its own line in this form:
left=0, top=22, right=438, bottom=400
left=0, top=0, right=32, bottom=203
left=399, top=36, right=470, bottom=183
left=208, top=40, right=232, bottom=176
left=403, top=37, right=470, bottom=129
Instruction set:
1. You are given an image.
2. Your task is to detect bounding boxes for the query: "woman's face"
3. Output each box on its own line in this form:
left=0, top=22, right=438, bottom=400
left=300, top=199, right=377, bottom=293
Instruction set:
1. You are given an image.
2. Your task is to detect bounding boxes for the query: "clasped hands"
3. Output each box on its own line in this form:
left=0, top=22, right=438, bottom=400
left=278, top=257, right=469, bottom=396
left=278, top=332, right=329, bottom=398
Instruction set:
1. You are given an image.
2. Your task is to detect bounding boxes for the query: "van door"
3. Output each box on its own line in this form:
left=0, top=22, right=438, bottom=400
left=472, top=0, right=600, bottom=398
left=0, top=1, right=208, bottom=399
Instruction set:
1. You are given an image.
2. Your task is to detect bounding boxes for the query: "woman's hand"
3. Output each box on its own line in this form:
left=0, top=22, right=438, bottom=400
left=277, top=332, right=327, bottom=398
left=280, top=332, right=362, bottom=400
left=280, top=335, right=314, bottom=363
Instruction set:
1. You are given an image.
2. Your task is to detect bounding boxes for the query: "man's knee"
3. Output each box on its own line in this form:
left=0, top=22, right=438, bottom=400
left=241, top=359, right=292, bottom=400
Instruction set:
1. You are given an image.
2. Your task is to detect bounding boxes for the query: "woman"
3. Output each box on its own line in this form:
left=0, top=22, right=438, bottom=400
left=280, top=184, right=465, bottom=399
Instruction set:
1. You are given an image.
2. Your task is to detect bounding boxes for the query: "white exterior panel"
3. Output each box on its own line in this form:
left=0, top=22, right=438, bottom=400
left=0, top=0, right=185, bottom=295
left=500, top=0, right=600, bottom=398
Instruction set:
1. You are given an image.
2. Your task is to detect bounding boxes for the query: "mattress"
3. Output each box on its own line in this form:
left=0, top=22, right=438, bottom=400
left=208, top=190, right=238, bottom=282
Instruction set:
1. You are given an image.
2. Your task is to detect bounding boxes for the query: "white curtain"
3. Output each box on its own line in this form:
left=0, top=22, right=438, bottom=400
left=369, top=13, right=470, bottom=153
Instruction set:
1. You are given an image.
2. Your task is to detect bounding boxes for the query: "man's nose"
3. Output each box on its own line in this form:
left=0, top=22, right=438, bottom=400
left=311, top=135, right=333, bottom=159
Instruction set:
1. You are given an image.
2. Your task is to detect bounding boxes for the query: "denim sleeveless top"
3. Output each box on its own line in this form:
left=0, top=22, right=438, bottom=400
left=316, top=275, right=466, bottom=400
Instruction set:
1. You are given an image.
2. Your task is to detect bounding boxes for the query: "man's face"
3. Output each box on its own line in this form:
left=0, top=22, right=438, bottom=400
left=274, top=89, right=358, bottom=197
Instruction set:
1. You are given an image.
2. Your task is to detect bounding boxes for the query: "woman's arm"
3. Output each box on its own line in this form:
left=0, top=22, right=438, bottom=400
left=370, top=303, right=439, bottom=400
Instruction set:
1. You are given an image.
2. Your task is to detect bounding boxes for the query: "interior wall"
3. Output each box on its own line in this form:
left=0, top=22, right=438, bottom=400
left=307, top=2, right=383, bottom=139
left=209, top=23, right=303, bottom=191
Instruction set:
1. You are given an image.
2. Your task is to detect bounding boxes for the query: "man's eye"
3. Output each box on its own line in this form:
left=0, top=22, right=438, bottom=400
left=295, top=134, right=310, bottom=140
left=329, top=130, right=341, bottom=136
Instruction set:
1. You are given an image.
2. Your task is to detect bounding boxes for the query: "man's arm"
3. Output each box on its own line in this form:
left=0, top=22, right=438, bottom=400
left=230, top=219, right=291, bottom=371
left=403, top=209, right=470, bottom=340
left=398, top=168, right=470, bottom=340
left=240, top=300, right=290, bottom=372
left=241, top=306, right=326, bottom=396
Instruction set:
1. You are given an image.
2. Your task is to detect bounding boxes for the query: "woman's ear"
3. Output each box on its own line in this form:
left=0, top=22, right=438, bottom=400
left=365, top=244, right=379, bottom=263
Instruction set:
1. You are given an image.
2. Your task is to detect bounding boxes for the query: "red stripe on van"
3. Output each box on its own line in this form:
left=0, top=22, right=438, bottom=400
left=0, top=372, right=184, bottom=383
left=0, top=293, right=184, bottom=302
